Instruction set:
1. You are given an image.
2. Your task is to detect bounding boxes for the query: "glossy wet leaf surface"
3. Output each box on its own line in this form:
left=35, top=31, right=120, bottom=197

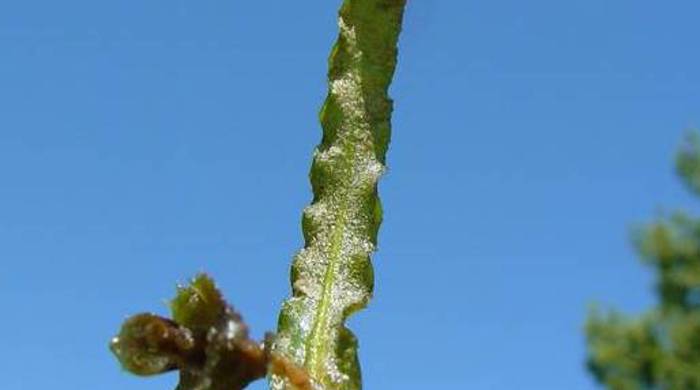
left=111, top=274, right=268, bottom=390
left=271, top=1, right=407, bottom=389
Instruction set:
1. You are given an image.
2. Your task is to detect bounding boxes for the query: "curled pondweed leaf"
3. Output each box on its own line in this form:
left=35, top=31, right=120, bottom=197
left=111, top=274, right=311, bottom=390
left=110, top=313, right=194, bottom=376
left=272, top=1, right=407, bottom=389
left=171, top=273, right=230, bottom=334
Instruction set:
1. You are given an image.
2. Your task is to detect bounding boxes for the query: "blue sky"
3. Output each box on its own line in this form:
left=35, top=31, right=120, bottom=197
left=1, top=1, right=699, bottom=389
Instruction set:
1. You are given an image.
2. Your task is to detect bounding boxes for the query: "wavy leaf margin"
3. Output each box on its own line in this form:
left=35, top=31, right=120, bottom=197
left=271, top=1, right=407, bottom=389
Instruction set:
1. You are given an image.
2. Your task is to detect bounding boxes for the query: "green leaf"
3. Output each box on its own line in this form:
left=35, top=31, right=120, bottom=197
left=271, top=1, right=406, bottom=389
left=110, top=313, right=194, bottom=376
left=171, top=273, right=229, bottom=334
left=110, top=274, right=268, bottom=390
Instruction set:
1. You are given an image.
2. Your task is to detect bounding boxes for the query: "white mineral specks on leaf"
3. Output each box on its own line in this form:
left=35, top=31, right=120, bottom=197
left=272, top=2, right=405, bottom=388
left=315, top=145, right=344, bottom=163
left=339, top=17, right=361, bottom=61
left=326, top=357, right=351, bottom=384
left=330, top=76, right=366, bottom=123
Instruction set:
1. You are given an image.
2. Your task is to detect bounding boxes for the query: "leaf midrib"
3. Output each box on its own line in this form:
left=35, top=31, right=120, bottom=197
left=304, top=139, right=358, bottom=381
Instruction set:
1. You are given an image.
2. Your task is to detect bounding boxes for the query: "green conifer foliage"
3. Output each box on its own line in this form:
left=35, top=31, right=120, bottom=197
left=586, top=134, right=700, bottom=390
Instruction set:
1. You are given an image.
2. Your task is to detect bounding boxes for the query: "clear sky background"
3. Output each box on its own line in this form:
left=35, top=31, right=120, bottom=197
left=1, top=1, right=699, bottom=389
